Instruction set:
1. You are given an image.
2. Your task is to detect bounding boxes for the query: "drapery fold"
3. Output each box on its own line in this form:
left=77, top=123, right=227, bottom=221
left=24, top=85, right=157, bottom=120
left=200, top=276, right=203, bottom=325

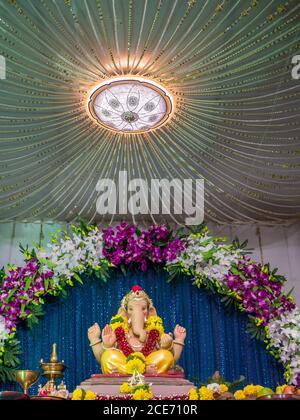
left=2, top=268, right=283, bottom=392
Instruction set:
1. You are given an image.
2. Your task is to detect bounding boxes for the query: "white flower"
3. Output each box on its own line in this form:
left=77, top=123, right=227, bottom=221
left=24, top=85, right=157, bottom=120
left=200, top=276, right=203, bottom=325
left=169, top=234, right=240, bottom=283
left=0, top=315, right=9, bottom=346
left=268, top=309, right=300, bottom=385
left=207, top=383, right=221, bottom=393
left=37, top=228, right=104, bottom=285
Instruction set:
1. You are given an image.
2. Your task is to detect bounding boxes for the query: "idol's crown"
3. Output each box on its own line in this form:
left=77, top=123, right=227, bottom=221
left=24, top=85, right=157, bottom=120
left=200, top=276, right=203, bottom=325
left=121, top=285, right=153, bottom=310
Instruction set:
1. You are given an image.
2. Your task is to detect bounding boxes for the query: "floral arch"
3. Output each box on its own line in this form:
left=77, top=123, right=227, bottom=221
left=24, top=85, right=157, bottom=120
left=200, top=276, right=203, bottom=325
left=0, top=222, right=299, bottom=386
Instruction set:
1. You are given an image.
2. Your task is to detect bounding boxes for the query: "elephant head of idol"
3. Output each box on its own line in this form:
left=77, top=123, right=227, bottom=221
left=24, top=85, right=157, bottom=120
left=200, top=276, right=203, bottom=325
left=118, top=285, right=157, bottom=343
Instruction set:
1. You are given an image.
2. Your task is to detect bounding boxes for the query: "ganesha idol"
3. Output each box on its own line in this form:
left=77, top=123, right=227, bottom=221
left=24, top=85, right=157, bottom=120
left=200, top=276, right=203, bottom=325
left=87, top=285, right=186, bottom=375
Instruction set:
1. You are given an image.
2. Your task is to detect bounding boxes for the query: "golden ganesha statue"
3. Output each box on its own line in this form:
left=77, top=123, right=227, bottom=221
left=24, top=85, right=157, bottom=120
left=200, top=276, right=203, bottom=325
left=87, top=285, right=186, bottom=374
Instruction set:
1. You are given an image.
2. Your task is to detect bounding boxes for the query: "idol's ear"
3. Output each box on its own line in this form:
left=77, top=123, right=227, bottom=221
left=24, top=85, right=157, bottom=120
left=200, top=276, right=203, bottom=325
left=118, top=308, right=128, bottom=319
left=148, top=306, right=157, bottom=317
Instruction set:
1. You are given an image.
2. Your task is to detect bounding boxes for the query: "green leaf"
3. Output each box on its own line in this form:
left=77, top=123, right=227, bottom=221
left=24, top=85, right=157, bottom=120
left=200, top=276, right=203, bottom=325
left=7, top=287, right=17, bottom=299
left=265, top=286, right=274, bottom=294
left=26, top=305, right=45, bottom=329
left=0, top=267, right=5, bottom=285
left=166, top=265, right=181, bottom=282
left=24, top=276, right=32, bottom=291
left=201, top=249, right=215, bottom=261
left=120, top=264, right=127, bottom=276
left=0, top=339, right=22, bottom=383
left=20, top=303, right=26, bottom=317
left=286, top=287, right=294, bottom=299
left=73, top=273, right=83, bottom=284
left=38, top=258, right=56, bottom=269
left=230, top=266, right=240, bottom=275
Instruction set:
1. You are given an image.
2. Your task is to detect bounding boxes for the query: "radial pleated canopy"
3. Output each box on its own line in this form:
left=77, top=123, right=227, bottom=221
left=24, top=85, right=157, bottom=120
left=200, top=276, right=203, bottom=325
left=0, top=0, right=300, bottom=223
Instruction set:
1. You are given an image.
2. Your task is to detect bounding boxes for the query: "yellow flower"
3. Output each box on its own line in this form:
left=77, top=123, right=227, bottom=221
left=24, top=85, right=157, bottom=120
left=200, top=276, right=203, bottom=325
left=84, top=390, right=96, bottom=400
left=125, top=358, right=146, bottom=374
left=132, top=389, right=152, bottom=400
left=255, top=318, right=263, bottom=326
left=120, top=383, right=132, bottom=394
left=243, top=385, right=256, bottom=396
left=276, top=385, right=287, bottom=394
left=243, top=384, right=262, bottom=396
left=72, top=388, right=84, bottom=400
left=146, top=316, right=164, bottom=337
left=110, top=314, right=129, bottom=333
left=219, top=384, right=228, bottom=393
left=188, top=388, right=199, bottom=400
left=199, top=386, right=214, bottom=400
left=234, top=390, right=246, bottom=400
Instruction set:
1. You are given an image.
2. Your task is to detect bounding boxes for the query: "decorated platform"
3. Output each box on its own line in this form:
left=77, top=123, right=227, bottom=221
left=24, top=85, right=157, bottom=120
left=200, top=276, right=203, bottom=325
left=79, top=373, right=194, bottom=398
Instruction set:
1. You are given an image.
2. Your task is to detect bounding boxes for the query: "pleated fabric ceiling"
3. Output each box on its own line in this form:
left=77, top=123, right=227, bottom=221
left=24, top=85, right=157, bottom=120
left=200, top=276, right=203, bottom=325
left=0, top=0, right=300, bottom=223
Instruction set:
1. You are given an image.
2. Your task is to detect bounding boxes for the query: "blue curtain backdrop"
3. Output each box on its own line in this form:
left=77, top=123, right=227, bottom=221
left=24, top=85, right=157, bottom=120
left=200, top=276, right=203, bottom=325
left=3, top=268, right=283, bottom=393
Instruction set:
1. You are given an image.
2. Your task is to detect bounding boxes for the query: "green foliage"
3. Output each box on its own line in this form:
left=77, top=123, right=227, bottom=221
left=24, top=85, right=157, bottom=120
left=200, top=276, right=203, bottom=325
left=262, top=263, right=287, bottom=285
left=71, top=218, right=97, bottom=237
left=231, top=237, right=255, bottom=259
left=0, top=267, right=5, bottom=286
left=166, top=262, right=190, bottom=283
left=26, top=304, right=45, bottom=329
left=187, top=223, right=208, bottom=235
left=0, top=339, right=21, bottom=383
left=19, top=244, right=37, bottom=261
left=220, top=293, right=241, bottom=312
left=246, top=316, right=267, bottom=342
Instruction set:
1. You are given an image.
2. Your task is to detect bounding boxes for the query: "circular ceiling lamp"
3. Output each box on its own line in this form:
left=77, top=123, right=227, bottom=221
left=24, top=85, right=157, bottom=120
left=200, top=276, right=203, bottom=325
left=88, top=78, right=173, bottom=133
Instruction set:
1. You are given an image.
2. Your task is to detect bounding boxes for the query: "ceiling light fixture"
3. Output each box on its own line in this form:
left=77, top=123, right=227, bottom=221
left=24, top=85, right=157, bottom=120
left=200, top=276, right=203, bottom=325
left=88, top=77, right=173, bottom=133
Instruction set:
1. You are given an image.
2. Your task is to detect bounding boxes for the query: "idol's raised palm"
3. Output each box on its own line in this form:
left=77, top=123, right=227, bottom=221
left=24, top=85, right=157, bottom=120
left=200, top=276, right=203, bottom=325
left=102, top=324, right=117, bottom=348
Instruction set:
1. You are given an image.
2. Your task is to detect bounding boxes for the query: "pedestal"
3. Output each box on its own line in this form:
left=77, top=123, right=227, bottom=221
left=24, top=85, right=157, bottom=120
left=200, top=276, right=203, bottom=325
left=79, top=374, right=195, bottom=398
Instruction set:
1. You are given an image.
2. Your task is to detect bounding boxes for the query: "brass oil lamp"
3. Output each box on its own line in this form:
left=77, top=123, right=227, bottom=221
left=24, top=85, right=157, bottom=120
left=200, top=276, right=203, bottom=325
left=40, top=343, right=66, bottom=391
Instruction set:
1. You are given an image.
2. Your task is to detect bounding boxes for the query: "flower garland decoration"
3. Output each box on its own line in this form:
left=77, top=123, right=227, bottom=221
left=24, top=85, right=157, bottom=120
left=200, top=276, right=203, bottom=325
left=132, top=384, right=152, bottom=400
left=233, top=384, right=265, bottom=400
left=120, top=381, right=152, bottom=400
left=267, top=309, right=300, bottom=386
left=168, top=228, right=241, bottom=283
left=120, top=382, right=133, bottom=394
left=224, top=257, right=295, bottom=326
left=0, top=221, right=299, bottom=386
left=188, top=382, right=278, bottom=400
left=102, top=223, right=184, bottom=272
left=73, top=380, right=300, bottom=401
left=114, top=324, right=160, bottom=358
left=188, top=384, right=229, bottom=400
left=72, top=388, right=97, bottom=400
left=145, top=316, right=164, bottom=337
left=125, top=352, right=146, bottom=375
left=110, top=314, right=129, bottom=334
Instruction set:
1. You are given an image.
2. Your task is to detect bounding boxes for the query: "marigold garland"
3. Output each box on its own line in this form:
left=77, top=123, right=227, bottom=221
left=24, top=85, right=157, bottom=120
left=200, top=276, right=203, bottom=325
left=110, top=314, right=129, bottom=334
left=145, top=316, right=164, bottom=337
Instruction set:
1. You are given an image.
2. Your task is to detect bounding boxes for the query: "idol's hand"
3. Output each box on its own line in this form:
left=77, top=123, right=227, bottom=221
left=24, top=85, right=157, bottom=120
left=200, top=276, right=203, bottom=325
left=174, top=325, right=186, bottom=343
left=160, top=333, right=173, bottom=349
left=102, top=324, right=117, bottom=348
left=88, top=323, right=101, bottom=343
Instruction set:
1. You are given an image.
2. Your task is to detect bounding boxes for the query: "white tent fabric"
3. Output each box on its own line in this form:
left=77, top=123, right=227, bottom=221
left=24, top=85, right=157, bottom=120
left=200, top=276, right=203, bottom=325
left=0, top=0, right=299, bottom=223
left=0, top=221, right=299, bottom=304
